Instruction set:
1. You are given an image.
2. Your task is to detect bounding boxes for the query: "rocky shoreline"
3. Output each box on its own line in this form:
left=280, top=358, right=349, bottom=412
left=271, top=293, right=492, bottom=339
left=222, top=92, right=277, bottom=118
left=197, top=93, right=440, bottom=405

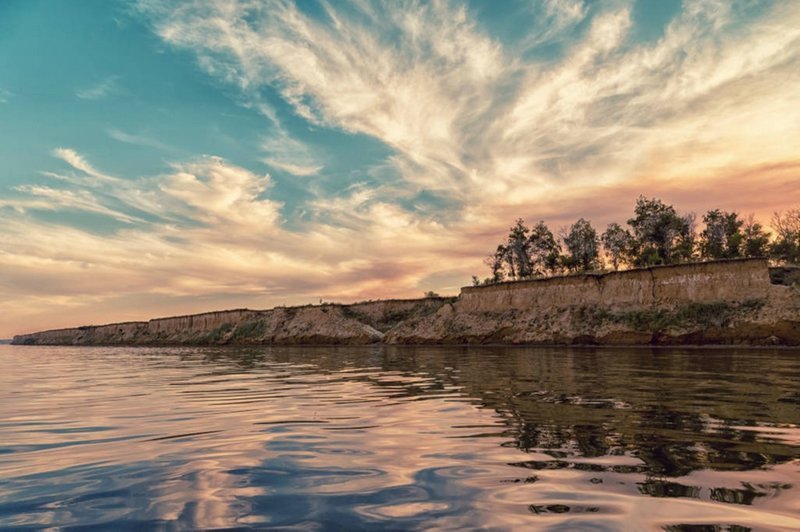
left=12, top=259, right=800, bottom=347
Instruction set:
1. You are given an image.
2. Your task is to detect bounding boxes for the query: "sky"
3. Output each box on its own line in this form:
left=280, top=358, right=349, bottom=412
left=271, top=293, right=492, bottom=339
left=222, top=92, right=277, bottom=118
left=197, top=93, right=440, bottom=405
left=1, top=0, right=799, bottom=337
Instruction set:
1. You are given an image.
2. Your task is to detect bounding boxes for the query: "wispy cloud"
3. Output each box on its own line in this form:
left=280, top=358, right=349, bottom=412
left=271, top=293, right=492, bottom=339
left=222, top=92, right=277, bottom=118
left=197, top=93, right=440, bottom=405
left=53, top=147, right=117, bottom=183
left=76, top=76, right=119, bottom=100
left=1, top=184, right=143, bottom=223
left=160, top=156, right=283, bottom=230
left=107, top=127, right=178, bottom=153
left=139, top=0, right=508, bottom=197
left=261, top=128, right=323, bottom=177
left=0, top=87, right=10, bottom=104
left=516, top=0, right=589, bottom=51
left=138, top=0, right=800, bottom=210
left=47, top=148, right=172, bottom=220
left=264, top=159, right=322, bottom=177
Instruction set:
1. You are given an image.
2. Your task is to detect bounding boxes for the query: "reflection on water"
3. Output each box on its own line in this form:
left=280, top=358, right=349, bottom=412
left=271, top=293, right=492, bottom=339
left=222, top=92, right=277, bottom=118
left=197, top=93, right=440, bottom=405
left=0, top=345, right=798, bottom=530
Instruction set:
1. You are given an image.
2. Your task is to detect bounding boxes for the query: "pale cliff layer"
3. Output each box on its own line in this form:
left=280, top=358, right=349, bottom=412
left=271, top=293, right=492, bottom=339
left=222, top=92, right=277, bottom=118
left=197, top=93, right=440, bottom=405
left=13, top=259, right=800, bottom=347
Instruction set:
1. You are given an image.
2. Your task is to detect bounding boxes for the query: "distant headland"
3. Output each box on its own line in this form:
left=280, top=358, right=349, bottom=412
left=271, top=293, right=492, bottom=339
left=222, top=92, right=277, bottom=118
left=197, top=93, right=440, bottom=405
left=13, top=258, right=800, bottom=347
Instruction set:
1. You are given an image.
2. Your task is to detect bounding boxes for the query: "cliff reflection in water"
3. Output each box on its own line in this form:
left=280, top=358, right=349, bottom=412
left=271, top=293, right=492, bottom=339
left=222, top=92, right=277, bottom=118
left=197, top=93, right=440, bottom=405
left=0, top=345, right=798, bottom=530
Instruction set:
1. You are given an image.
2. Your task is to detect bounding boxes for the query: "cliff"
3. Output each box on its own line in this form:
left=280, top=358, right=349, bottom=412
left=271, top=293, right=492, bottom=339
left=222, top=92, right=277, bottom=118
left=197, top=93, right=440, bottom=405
left=12, top=259, right=800, bottom=347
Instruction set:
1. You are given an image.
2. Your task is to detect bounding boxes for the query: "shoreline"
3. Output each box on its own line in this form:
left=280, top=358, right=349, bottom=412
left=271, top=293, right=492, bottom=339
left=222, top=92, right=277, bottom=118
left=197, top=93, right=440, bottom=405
left=13, top=259, right=800, bottom=347
left=7, top=342, right=800, bottom=351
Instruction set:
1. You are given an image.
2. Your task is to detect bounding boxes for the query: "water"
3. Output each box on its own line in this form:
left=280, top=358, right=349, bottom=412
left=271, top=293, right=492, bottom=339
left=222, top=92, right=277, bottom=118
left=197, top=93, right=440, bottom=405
left=0, top=346, right=798, bottom=531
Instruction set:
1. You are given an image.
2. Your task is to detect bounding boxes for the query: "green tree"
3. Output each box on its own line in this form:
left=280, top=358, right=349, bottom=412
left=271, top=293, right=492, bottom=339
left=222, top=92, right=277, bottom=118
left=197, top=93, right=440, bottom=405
left=483, top=244, right=507, bottom=283
left=601, top=222, right=634, bottom=271
left=562, top=218, right=600, bottom=272
left=529, top=221, right=561, bottom=276
left=674, top=212, right=697, bottom=263
left=505, top=219, right=533, bottom=279
left=770, top=209, right=800, bottom=263
left=627, top=196, right=693, bottom=266
left=699, top=209, right=743, bottom=260
left=741, top=215, right=770, bottom=258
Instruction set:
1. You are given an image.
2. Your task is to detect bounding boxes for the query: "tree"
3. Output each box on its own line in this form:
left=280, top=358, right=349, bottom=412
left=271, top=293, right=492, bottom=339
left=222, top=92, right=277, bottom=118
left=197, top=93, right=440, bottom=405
left=528, top=221, right=561, bottom=276
left=741, top=215, right=770, bottom=258
left=483, top=245, right=506, bottom=283
left=601, top=222, right=634, bottom=271
left=699, top=209, right=743, bottom=260
left=674, top=212, right=697, bottom=263
left=505, top=219, right=533, bottom=279
left=562, top=218, right=600, bottom=272
left=627, top=196, right=692, bottom=266
left=770, top=209, right=800, bottom=263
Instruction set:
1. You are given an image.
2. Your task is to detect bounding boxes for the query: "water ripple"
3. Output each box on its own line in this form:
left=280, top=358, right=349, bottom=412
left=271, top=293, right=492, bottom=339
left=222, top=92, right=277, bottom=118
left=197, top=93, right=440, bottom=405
left=0, top=345, right=798, bottom=530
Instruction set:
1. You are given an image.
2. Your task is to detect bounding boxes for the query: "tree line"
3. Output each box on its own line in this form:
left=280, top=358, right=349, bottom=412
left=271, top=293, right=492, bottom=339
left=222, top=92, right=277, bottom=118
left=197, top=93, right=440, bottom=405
left=475, top=196, right=800, bottom=285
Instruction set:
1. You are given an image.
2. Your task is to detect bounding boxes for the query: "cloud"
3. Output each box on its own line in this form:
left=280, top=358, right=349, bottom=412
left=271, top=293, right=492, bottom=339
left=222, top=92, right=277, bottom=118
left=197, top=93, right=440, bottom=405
left=107, top=128, right=178, bottom=153
left=263, top=159, right=322, bottom=177
left=261, top=128, right=323, bottom=176
left=0, top=87, right=10, bottom=104
left=2, top=184, right=143, bottom=223
left=160, top=156, right=283, bottom=230
left=137, top=0, right=800, bottom=208
left=76, top=76, right=120, bottom=100
left=133, top=0, right=800, bottom=246
left=42, top=148, right=173, bottom=221
left=53, top=147, right=118, bottom=183
left=138, top=0, right=508, bottom=197
left=516, top=0, right=589, bottom=51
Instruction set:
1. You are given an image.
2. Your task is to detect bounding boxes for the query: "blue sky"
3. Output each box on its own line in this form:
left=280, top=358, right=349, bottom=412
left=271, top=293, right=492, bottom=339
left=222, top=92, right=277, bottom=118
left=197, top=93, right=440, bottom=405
left=1, top=0, right=799, bottom=336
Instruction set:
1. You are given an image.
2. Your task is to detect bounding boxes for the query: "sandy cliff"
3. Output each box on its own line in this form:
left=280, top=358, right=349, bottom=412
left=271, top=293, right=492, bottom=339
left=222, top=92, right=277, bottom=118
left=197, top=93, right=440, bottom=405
left=12, top=259, right=800, bottom=346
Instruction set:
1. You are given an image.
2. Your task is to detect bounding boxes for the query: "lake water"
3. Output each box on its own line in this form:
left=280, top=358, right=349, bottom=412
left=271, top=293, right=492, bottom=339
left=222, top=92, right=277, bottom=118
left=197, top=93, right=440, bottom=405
left=0, top=345, right=798, bottom=531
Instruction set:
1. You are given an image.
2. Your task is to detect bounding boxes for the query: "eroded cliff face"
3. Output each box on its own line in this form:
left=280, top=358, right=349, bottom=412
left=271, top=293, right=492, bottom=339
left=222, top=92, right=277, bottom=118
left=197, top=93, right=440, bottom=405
left=12, top=259, right=800, bottom=347
left=387, top=260, right=800, bottom=346
left=12, top=299, right=449, bottom=346
left=457, top=260, right=770, bottom=312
